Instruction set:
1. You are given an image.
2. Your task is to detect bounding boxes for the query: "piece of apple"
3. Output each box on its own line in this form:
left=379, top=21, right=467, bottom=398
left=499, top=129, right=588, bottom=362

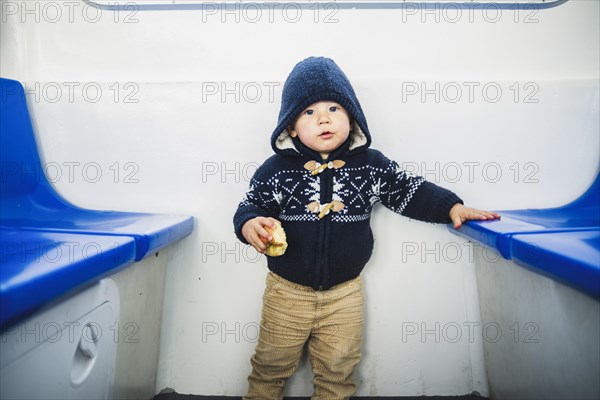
left=261, top=221, right=288, bottom=257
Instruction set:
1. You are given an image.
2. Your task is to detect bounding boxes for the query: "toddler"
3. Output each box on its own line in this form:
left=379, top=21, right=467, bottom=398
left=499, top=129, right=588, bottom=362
left=233, top=56, right=500, bottom=399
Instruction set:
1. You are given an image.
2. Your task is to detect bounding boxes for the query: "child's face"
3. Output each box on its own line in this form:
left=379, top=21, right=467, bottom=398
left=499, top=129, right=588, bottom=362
left=289, top=101, right=351, bottom=159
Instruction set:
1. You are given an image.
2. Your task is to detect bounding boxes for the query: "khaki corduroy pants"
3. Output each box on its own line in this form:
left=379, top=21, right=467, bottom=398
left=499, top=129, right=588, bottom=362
left=244, top=272, right=364, bottom=400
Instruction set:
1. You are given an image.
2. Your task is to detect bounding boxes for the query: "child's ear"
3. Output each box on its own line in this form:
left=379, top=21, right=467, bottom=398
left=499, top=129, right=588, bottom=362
left=287, top=126, right=298, bottom=138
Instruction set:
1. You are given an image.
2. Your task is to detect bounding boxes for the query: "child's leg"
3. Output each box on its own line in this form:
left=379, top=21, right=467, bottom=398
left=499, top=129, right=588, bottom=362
left=308, top=276, right=364, bottom=399
left=244, top=272, right=314, bottom=400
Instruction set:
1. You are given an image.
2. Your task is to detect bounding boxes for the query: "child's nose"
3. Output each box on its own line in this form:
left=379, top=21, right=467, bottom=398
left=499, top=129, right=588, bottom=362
left=317, top=111, right=331, bottom=124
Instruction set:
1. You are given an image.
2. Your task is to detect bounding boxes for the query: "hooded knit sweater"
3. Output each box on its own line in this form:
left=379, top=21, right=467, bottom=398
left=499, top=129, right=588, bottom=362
left=233, top=57, right=463, bottom=290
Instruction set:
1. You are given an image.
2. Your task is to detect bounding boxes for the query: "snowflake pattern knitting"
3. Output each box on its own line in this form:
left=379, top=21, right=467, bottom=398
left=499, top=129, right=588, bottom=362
left=239, top=159, right=424, bottom=224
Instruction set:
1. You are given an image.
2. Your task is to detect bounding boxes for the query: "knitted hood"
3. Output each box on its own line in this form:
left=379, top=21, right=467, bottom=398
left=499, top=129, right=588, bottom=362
left=271, top=57, right=371, bottom=157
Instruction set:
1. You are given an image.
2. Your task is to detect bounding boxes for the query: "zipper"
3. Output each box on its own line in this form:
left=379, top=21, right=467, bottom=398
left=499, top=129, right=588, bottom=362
left=315, top=159, right=333, bottom=290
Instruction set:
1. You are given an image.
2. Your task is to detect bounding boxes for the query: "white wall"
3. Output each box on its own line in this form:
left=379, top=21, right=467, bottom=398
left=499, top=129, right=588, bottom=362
left=1, top=0, right=598, bottom=396
left=471, top=246, right=600, bottom=400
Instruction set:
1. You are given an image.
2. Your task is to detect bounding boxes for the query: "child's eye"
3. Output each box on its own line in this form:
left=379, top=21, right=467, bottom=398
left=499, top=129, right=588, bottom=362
left=305, top=110, right=314, bottom=116
left=329, top=106, right=338, bottom=112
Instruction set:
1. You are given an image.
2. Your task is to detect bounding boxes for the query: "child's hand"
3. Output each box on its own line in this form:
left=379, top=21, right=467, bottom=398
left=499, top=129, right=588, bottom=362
left=242, top=217, right=280, bottom=253
left=449, top=203, right=501, bottom=230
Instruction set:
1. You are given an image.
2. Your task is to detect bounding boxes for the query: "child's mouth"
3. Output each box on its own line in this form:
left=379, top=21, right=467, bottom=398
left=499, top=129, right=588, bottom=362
left=320, top=131, right=334, bottom=138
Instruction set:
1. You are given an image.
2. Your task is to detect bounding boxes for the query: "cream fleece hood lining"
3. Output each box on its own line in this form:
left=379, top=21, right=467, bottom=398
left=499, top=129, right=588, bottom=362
left=275, top=121, right=368, bottom=155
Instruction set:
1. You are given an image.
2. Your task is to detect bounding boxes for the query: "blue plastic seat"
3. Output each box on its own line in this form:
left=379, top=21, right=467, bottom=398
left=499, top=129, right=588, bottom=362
left=452, top=176, right=599, bottom=258
left=450, top=173, right=600, bottom=298
left=0, top=229, right=136, bottom=326
left=1, top=78, right=194, bottom=261
left=511, top=230, right=600, bottom=298
left=0, top=77, right=194, bottom=327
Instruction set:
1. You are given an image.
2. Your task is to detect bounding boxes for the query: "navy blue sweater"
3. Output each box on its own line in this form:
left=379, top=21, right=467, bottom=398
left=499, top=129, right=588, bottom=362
left=234, top=133, right=463, bottom=290
left=234, top=57, right=462, bottom=290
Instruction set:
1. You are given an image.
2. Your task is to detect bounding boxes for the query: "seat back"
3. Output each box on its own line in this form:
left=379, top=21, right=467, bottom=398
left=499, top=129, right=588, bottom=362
left=1, top=78, right=69, bottom=215
left=1, top=78, right=43, bottom=197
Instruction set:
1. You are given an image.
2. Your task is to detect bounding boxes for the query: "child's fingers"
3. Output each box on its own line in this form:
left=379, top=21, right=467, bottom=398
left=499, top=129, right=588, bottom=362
left=250, top=233, right=267, bottom=253
left=467, top=209, right=501, bottom=222
left=473, top=210, right=500, bottom=220
left=266, top=217, right=279, bottom=227
left=260, top=217, right=281, bottom=240
left=254, top=227, right=271, bottom=248
left=242, top=219, right=268, bottom=251
left=452, top=214, right=463, bottom=230
left=254, top=221, right=273, bottom=242
left=253, top=241, right=267, bottom=254
left=243, top=217, right=282, bottom=252
left=450, top=206, right=501, bottom=230
left=472, top=210, right=489, bottom=220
